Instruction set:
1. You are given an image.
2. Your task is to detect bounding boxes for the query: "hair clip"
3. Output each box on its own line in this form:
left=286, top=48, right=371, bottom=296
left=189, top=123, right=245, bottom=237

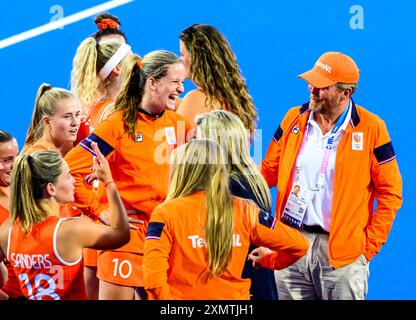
left=136, top=59, right=142, bottom=70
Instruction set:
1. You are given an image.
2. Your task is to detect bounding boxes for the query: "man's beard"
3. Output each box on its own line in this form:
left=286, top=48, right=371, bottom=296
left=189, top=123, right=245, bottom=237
left=309, top=95, right=339, bottom=115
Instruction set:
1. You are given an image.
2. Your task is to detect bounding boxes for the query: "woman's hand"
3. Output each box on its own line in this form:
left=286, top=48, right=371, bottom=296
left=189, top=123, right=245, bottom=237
left=99, top=209, right=143, bottom=231
left=248, top=246, right=272, bottom=268
left=91, top=142, right=113, bottom=185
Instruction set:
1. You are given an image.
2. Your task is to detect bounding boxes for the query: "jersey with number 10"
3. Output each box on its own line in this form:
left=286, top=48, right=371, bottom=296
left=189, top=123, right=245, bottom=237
left=7, top=216, right=86, bottom=300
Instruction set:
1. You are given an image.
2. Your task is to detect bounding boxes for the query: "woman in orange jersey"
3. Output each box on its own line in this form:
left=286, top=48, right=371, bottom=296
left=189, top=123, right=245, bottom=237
left=22, top=84, right=82, bottom=220
left=0, top=130, right=23, bottom=300
left=143, top=139, right=308, bottom=300
left=72, top=12, right=129, bottom=165
left=0, top=131, right=18, bottom=225
left=71, top=37, right=131, bottom=143
left=0, top=144, right=129, bottom=300
left=196, top=110, right=277, bottom=300
left=22, top=84, right=81, bottom=156
left=65, top=50, right=190, bottom=300
left=177, top=24, right=257, bottom=139
left=70, top=18, right=131, bottom=300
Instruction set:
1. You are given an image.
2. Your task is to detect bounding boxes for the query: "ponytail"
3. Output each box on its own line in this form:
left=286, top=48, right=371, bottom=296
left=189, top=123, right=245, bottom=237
left=205, top=164, right=234, bottom=278
left=71, top=37, right=99, bottom=115
left=167, top=139, right=234, bottom=278
left=24, top=83, right=52, bottom=148
left=114, top=54, right=144, bottom=139
left=23, top=84, right=75, bottom=152
left=10, top=151, right=62, bottom=233
left=71, top=37, right=125, bottom=116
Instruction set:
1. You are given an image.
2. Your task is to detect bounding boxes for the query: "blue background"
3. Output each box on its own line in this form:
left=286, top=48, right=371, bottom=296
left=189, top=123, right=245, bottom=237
left=0, top=0, right=414, bottom=299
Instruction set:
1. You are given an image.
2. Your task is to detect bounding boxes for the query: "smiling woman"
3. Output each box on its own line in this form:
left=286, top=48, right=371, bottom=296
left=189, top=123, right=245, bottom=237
left=22, top=84, right=81, bottom=157
left=0, top=131, right=18, bottom=191
left=0, top=130, right=21, bottom=300
left=0, top=131, right=18, bottom=229
left=64, top=50, right=191, bottom=300
left=138, top=51, right=186, bottom=114
left=0, top=146, right=130, bottom=300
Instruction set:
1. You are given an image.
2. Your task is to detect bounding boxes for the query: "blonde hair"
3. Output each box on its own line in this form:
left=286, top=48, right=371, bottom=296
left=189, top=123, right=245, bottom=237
left=114, top=50, right=181, bottom=139
left=10, top=150, right=62, bottom=233
left=197, top=110, right=271, bottom=212
left=71, top=37, right=125, bottom=115
left=180, top=24, right=258, bottom=138
left=24, top=83, right=76, bottom=150
left=167, top=139, right=233, bottom=278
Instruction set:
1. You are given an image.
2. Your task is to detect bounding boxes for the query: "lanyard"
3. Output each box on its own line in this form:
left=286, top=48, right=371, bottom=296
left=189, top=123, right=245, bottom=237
left=296, top=101, right=350, bottom=190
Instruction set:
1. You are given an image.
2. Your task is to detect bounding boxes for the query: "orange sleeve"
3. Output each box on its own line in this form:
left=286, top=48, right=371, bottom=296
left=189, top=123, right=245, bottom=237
left=365, top=119, right=403, bottom=261
left=260, top=132, right=282, bottom=188
left=142, top=207, right=173, bottom=300
left=260, top=115, right=289, bottom=188
left=64, top=116, right=119, bottom=220
left=260, top=107, right=299, bottom=188
left=250, top=217, right=308, bottom=270
left=75, top=117, right=91, bottom=146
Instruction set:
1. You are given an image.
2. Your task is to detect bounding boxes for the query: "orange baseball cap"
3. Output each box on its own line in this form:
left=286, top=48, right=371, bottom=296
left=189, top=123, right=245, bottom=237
left=298, top=52, right=360, bottom=88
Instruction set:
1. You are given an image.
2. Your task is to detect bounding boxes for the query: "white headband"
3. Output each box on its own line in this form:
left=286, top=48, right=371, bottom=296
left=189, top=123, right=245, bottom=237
left=98, top=43, right=131, bottom=80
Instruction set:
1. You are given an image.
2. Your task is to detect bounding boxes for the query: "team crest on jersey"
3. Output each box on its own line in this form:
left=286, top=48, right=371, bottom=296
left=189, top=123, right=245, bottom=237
left=135, top=132, right=143, bottom=143
left=292, top=125, right=299, bottom=134
left=165, top=127, right=176, bottom=145
left=352, top=132, right=363, bottom=151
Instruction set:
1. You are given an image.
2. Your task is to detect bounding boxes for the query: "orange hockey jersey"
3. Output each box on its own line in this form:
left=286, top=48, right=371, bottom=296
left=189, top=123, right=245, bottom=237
left=22, top=144, right=81, bottom=218
left=76, top=98, right=115, bottom=145
left=7, top=216, right=86, bottom=300
left=65, top=109, right=190, bottom=254
left=143, top=192, right=308, bottom=300
left=0, top=205, right=23, bottom=298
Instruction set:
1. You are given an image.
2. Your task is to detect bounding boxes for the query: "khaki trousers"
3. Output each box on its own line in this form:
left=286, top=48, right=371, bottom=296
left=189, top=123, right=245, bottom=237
left=275, top=230, right=370, bottom=300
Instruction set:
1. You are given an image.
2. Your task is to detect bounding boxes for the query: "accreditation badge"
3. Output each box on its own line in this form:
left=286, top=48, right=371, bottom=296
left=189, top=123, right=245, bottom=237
left=165, top=127, right=177, bottom=145
left=281, top=181, right=311, bottom=228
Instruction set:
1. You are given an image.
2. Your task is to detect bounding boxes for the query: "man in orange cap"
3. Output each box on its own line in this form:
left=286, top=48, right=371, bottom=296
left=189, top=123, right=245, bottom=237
left=260, top=52, right=402, bottom=299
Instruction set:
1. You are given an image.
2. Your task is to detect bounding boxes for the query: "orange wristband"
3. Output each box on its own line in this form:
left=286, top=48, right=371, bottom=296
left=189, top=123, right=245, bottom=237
left=104, top=180, right=115, bottom=188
